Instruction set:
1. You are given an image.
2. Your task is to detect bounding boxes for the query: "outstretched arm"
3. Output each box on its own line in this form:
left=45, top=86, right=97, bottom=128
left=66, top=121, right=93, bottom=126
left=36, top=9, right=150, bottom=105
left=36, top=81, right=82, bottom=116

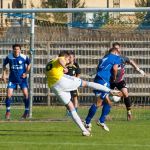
left=129, top=60, right=146, bottom=76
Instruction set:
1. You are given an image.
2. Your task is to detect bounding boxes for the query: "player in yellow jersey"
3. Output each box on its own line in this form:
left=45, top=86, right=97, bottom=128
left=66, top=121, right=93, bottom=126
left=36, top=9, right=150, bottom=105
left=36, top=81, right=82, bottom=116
left=46, top=50, right=121, bottom=136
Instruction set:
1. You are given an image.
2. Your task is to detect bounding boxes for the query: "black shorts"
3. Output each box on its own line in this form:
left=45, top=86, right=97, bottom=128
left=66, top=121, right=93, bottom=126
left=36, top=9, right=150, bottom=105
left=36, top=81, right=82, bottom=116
left=70, top=90, right=78, bottom=97
left=110, top=80, right=127, bottom=90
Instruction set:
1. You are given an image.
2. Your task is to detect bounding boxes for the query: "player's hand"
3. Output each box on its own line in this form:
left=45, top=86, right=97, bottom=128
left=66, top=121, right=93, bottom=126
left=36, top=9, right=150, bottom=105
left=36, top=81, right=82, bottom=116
left=2, top=75, right=7, bottom=83
left=139, top=69, right=146, bottom=76
left=63, top=68, right=68, bottom=73
left=136, top=68, right=146, bottom=76
left=22, top=73, right=27, bottom=78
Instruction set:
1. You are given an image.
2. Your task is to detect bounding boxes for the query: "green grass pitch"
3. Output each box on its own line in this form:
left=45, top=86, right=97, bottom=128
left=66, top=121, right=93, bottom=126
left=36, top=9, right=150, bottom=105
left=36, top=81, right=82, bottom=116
left=0, top=106, right=150, bottom=150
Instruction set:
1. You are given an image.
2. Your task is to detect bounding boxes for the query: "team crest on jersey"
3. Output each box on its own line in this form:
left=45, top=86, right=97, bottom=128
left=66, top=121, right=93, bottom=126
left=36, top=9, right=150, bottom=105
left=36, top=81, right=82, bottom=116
left=18, top=60, right=22, bottom=64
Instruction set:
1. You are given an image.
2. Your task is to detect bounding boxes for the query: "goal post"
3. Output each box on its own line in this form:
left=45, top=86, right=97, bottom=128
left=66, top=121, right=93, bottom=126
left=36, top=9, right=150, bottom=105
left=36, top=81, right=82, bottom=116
left=0, top=8, right=150, bottom=120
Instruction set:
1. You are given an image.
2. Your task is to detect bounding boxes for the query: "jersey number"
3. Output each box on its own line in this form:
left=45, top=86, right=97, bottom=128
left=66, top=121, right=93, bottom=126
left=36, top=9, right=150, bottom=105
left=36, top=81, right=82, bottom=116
left=99, top=57, right=108, bottom=69
left=46, top=61, right=53, bottom=71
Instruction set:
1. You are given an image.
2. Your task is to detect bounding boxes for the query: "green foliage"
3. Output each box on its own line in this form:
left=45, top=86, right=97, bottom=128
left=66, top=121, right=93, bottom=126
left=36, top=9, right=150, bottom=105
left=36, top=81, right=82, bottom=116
left=72, top=0, right=86, bottom=23
left=90, top=12, right=108, bottom=27
left=39, top=0, right=85, bottom=23
left=135, top=0, right=150, bottom=28
left=42, top=0, right=67, bottom=8
left=135, top=0, right=150, bottom=29
left=135, top=0, right=147, bottom=20
left=135, top=0, right=148, bottom=7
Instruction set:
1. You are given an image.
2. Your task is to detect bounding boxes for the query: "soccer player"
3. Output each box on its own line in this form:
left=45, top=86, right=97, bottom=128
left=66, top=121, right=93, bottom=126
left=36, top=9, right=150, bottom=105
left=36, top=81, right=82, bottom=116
left=84, top=47, right=121, bottom=132
left=65, top=51, right=80, bottom=112
left=45, top=50, right=120, bottom=136
left=111, top=42, right=146, bottom=121
left=2, top=44, right=31, bottom=120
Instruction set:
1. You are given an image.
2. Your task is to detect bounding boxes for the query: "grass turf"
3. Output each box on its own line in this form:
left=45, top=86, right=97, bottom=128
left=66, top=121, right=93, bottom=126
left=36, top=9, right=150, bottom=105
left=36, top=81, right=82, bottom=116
left=0, top=106, right=149, bottom=150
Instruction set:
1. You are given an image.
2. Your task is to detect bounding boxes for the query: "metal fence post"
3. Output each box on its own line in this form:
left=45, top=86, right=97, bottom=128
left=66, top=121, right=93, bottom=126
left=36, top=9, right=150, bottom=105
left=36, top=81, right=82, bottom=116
left=29, top=12, right=35, bottom=118
left=47, top=41, right=51, bottom=106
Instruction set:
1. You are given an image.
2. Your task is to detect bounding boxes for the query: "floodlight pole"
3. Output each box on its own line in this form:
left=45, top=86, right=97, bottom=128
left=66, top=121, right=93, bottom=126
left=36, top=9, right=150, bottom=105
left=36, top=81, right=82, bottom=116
left=29, top=12, right=35, bottom=118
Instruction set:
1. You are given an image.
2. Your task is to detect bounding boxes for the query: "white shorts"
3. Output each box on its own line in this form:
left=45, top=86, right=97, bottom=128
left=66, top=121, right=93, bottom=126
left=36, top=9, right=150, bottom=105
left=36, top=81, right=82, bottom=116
left=51, top=74, right=82, bottom=105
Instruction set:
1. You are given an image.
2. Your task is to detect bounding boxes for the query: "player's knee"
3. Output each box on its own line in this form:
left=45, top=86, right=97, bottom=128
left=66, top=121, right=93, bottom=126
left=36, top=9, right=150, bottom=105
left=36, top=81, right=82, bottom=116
left=6, top=96, right=12, bottom=99
left=122, top=93, right=128, bottom=98
left=121, top=89, right=129, bottom=97
left=96, top=98, right=102, bottom=107
left=23, top=93, right=29, bottom=98
left=24, top=96, right=29, bottom=99
left=81, top=80, right=87, bottom=87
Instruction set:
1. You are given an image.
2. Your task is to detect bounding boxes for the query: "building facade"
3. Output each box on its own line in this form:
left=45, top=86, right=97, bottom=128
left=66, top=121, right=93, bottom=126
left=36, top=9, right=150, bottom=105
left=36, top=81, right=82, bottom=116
left=0, top=0, right=146, bottom=26
left=1, top=0, right=42, bottom=9
left=1, top=0, right=139, bottom=9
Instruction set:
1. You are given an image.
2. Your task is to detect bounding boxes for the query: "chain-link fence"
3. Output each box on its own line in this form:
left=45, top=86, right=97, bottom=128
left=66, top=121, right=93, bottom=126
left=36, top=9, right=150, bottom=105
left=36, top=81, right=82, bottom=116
left=0, top=8, right=150, bottom=120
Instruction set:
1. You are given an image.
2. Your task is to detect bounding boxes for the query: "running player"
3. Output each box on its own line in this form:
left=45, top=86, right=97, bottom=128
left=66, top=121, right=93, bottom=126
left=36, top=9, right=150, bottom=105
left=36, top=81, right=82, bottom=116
left=2, top=44, right=31, bottom=120
left=45, top=50, right=120, bottom=136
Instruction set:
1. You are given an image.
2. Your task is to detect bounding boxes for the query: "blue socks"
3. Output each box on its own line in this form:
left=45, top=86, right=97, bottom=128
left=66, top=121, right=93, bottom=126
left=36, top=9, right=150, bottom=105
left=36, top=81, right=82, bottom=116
left=5, top=97, right=30, bottom=114
left=23, top=98, right=30, bottom=114
left=85, top=104, right=97, bottom=124
left=5, top=98, right=11, bottom=112
left=99, top=102, right=111, bottom=123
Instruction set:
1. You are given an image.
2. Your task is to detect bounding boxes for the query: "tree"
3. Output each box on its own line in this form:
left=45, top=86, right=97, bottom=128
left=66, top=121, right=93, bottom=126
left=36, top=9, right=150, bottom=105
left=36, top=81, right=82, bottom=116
left=90, top=12, right=108, bottom=28
left=135, top=0, right=150, bottom=28
left=40, top=0, right=85, bottom=23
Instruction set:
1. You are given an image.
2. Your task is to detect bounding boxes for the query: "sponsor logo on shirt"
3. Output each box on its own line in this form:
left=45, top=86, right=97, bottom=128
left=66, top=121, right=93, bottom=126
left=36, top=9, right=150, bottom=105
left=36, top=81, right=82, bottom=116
left=11, top=65, right=23, bottom=70
left=18, top=60, right=22, bottom=64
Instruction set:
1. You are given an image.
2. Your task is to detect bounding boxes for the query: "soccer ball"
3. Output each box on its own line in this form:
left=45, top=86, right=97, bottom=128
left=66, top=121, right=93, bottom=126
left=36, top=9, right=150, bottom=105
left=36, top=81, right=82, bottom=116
left=109, top=95, right=121, bottom=102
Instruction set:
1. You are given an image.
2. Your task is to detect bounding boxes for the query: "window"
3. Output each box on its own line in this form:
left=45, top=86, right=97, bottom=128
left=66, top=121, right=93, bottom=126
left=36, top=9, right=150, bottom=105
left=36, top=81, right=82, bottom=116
left=113, top=0, right=120, bottom=8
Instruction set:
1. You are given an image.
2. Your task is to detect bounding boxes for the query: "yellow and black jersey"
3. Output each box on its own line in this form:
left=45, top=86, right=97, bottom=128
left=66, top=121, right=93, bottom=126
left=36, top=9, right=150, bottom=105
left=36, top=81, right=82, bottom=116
left=45, top=57, right=65, bottom=88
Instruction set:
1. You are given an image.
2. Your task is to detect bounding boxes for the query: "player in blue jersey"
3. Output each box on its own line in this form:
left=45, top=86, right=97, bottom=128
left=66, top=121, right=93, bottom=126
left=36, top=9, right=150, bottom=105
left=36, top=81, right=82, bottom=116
left=2, top=44, right=31, bottom=120
left=111, top=42, right=146, bottom=121
left=84, top=47, right=121, bottom=132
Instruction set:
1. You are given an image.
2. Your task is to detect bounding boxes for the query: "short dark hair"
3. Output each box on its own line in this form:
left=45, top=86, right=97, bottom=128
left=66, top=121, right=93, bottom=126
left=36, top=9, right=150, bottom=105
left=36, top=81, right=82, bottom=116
left=58, top=50, right=70, bottom=57
left=70, top=51, right=75, bottom=56
left=12, top=44, right=21, bottom=50
left=112, top=42, right=120, bottom=48
left=108, top=47, right=118, bottom=53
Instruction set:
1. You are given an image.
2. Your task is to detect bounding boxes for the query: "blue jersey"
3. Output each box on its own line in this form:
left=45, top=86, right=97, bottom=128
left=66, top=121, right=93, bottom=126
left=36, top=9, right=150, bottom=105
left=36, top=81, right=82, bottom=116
left=3, top=53, right=31, bottom=84
left=95, top=53, right=121, bottom=84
